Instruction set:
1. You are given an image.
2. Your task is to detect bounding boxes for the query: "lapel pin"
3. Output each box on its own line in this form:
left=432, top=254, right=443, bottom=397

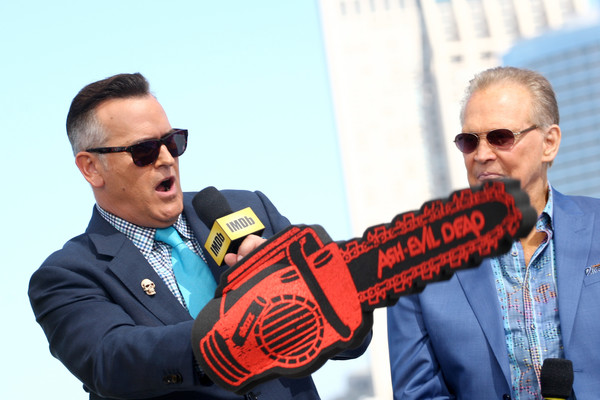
left=141, top=279, right=156, bottom=296
left=585, top=263, right=600, bottom=276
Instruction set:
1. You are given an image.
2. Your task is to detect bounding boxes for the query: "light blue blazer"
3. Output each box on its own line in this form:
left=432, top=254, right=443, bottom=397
left=387, top=189, right=600, bottom=399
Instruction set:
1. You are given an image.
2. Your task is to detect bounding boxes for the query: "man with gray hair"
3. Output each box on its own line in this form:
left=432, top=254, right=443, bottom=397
left=387, top=66, right=600, bottom=399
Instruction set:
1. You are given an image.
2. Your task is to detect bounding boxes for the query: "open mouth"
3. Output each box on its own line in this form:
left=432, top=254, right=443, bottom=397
left=156, top=177, right=175, bottom=192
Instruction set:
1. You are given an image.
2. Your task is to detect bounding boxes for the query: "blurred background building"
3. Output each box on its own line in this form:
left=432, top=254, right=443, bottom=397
left=316, top=0, right=600, bottom=398
left=505, top=23, right=600, bottom=197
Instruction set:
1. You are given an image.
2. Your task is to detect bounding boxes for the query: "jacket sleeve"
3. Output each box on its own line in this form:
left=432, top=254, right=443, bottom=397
left=28, top=240, right=205, bottom=399
left=254, top=190, right=293, bottom=233
left=387, top=294, right=453, bottom=400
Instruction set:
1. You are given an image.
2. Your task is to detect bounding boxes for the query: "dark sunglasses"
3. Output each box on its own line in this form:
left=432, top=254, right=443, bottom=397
left=86, top=129, right=188, bottom=166
left=454, top=125, right=537, bottom=154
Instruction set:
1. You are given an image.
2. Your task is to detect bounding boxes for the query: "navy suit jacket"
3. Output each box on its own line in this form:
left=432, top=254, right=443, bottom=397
left=387, top=189, right=600, bottom=400
left=29, top=190, right=367, bottom=400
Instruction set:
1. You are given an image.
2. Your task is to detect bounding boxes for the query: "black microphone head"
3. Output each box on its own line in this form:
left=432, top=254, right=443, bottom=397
left=192, top=186, right=233, bottom=227
left=540, top=358, right=573, bottom=399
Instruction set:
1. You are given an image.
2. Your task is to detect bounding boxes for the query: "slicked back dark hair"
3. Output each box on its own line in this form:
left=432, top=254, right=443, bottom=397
left=66, top=73, right=151, bottom=155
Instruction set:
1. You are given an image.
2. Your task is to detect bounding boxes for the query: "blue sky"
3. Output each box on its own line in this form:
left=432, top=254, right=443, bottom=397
left=0, top=1, right=363, bottom=399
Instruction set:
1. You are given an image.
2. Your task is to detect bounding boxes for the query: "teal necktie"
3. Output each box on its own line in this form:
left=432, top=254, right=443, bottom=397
left=155, top=226, right=217, bottom=317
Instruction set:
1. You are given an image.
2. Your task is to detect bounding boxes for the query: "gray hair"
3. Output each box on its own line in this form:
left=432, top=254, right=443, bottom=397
left=68, top=111, right=107, bottom=155
left=460, top=66, right=559, bottom=129
left=66, top=73, right=151, bottom=155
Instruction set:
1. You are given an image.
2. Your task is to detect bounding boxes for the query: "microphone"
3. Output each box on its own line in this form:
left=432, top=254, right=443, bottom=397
left=192, top=186, right=265, bottom=265
left=541, top=358, right=574, bottom=400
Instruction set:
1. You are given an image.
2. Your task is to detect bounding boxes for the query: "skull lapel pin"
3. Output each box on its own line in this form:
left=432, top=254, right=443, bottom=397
left=141, top=279, right=156, bottom=296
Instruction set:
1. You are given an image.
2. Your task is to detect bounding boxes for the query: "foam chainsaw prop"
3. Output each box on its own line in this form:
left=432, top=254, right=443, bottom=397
left=191, top=179, right=537, bottom=393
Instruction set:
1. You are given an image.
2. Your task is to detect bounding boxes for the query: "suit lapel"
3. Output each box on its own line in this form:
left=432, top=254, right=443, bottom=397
left=87, top=210, right=192, bottom=324
left=456, top=261, right=511, bottom=384
left=552, top=190, right=592, bottom=347
left=183, top=193, right=225, bottom=283
left=108, top=246, right=193, bottom=324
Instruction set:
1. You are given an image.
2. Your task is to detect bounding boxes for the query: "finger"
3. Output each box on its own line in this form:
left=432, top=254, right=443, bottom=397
left=223, top=253, right=239, bottom=267
left=223, top=235, right=267, bottom=267
left=236, top=234, right=266, bottom=258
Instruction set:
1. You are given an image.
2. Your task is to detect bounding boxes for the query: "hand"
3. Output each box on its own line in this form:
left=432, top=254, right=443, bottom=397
left=223, top=234, right=266, bottom=267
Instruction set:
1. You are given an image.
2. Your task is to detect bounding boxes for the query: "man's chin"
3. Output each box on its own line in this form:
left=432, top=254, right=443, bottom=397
left=154, top=202, right=184, bottom=227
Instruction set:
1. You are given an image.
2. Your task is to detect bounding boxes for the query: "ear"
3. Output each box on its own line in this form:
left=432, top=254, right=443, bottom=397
left=542, top=124, right=561, bottom=164
left=75, top=152, right=106, bottom=188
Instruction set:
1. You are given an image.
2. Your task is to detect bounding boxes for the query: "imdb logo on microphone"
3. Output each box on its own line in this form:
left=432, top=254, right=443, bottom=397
left=205, top=207, right=265, bottom=265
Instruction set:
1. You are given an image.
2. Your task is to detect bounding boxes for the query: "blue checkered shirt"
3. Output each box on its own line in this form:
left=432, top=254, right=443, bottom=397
left=491, top=187, right=564, bottom=400
left=97, top=205, right=208, bottom=310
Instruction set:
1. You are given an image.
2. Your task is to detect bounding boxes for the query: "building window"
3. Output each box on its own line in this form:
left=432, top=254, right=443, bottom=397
left=499, top=0, right=520, bottom=40
left=437, top=1, right=460, bottom=41
left=528, top=0, right=549, bottom=33
left=467, top=0, right=490, bottom=38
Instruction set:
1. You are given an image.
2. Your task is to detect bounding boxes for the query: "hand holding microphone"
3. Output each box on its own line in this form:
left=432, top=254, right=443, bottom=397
left=193, top=186, right=265, bottom=266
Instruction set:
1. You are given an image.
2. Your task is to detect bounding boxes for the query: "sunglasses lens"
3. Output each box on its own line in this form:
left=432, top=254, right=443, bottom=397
left=487, top=129, right=515, bottom=149
left=455, top=134, right=478, bottom=154
left=130, top=141, right=161, bottom=166
left=127, top=130, right=188, bottom=166
left=165, top=130, right=188, bottom=158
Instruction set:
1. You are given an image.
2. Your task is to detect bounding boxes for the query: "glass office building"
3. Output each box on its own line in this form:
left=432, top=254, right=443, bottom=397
left=504, top=23, right=600, bottom=197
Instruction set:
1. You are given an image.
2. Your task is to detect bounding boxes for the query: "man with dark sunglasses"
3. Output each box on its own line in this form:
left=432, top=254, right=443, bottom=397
left=28, top=73, right=368, bottom=400
left=388, top=66, right=600, bottom=399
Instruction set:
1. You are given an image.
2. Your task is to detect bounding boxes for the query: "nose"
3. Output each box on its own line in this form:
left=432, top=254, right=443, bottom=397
left=154, top=144, right=176, bottom=166
left=472, top=136, right=496, bottom=162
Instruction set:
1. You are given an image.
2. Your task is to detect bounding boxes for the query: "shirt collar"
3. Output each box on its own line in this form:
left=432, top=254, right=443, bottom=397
left=95, top=205, right=191, bottom=255
left=539, top=183, right=554, bottom=232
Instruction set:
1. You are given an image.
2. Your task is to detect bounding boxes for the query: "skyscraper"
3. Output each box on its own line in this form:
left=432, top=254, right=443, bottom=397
left=317, top=1, right=594, bottom=398
left=504, top=22, right=600, bottom=197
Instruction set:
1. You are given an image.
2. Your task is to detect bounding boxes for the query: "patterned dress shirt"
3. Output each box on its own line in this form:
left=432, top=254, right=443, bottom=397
left=491, top=187, right=564, bottom=400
